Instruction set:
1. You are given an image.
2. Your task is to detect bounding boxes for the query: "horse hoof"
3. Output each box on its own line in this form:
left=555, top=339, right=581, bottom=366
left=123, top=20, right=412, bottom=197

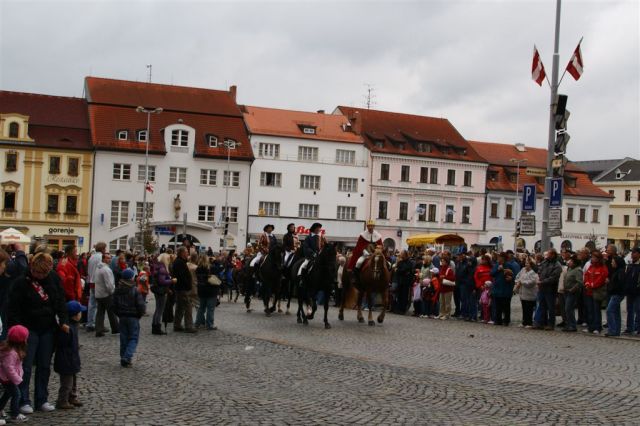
left=377, top=317, right=384, bottom=324
left=303, top=320, right=309, bottom=326
left=368, top=320, right=375, bottom=326
left=264, top=309, right=272, bottom=317
left=307, top=315, right=314, bottom=321
left=277, top=309, right=283, bottom=314
left=338, top=313, right=344, bottom=321
left=269, top=307, right=276, bottom=313
left=297, top=318, right=302, bottom=324
left=325, top=323, right=331, bottom=329
left=358, top=318, right=365, bottom=324
left=285, top=311, right=291, bottom=315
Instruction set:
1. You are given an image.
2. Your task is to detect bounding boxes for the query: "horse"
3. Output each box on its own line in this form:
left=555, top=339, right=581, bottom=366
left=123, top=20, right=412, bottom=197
left=258, top=243, right=285, bottom=316
left=279, top=247, right=303, bottom=315
left=233, top=254, right=256, bottom=312
left=293, top=242, right=337, bottom=329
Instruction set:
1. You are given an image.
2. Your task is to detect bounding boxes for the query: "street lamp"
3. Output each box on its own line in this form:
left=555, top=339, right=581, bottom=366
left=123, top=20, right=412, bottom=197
left=510, top=158, right=527, bottom=251
left=135, top=106, right=163, bottom=254
left=222, top=139, right=241, bottom=252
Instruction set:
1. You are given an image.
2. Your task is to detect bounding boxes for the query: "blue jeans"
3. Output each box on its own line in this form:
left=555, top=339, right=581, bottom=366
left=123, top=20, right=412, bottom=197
left=564, top=292, right=578, bottom=330
left=462, top=287, right=477, bottom=320
left=20, top=329, right=54, bottom=408
left=195, top=297, right=216, bottom=329
left=87, top=287, right=97, bottom=327
left=606, top=295, right=624, bottom=336
left=585, top=295, right=602, bottom=332
left=625, top=294, right=640, bottom=333
left=534, top=291, right=556, bottom=327
left=118, top=317, right=140, bottom=363
left=0, top=383, right=21, bottom=417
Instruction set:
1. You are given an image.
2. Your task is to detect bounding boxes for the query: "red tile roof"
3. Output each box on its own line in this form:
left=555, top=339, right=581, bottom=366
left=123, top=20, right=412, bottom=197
left=243, top=106, right=363, bottom=144
left=337, top=106, right=486, bottom=163
left=0, top=91, right=92, bottom=151
left=85, top=78, right=252, bottom=160
left=469, top=140, right=610, bottom=199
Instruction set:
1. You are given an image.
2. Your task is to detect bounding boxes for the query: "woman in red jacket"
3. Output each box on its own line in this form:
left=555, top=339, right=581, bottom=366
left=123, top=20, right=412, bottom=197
left=583, top=250, right=608, bottom=334
left=437, top=259, right=456, bottom=320
left=474, top=255, right=493, bottom=292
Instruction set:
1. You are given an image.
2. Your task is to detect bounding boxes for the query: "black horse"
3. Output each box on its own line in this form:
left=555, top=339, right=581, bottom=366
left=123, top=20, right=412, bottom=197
left=281, top=247, right=303, bottom=315
left=233, top=254, right=256, bottom=312
left=259, top=243, right=285, bottom=316
left=292, top=242, right=337, bottom=329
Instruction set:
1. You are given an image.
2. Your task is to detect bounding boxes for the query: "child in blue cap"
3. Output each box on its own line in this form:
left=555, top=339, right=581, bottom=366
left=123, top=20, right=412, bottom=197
left=54, top=301, right=85, bottom=409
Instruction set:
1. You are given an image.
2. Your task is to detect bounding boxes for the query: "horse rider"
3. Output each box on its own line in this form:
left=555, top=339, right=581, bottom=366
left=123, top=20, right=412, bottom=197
left=298, top=222, right=323, bottom=276
left=348, top=219, right=383, bottom=278
left=283, top=223, right=300, bottom=267
left=250, top=224, right=277, bottom=270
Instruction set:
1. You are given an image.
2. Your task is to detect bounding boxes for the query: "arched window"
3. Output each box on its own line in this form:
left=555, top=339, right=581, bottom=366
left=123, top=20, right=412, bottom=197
left=8, top=122, right=19, bottom=138
left=489, top=237, right=500, bottom=245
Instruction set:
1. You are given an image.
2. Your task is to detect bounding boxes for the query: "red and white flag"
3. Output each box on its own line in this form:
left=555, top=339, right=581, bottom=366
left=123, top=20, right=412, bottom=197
left=145, top=181, right=154, bottom=193
left=531, top=46, right=546, bottom=86
left=566, top=40, right=584, bottom=80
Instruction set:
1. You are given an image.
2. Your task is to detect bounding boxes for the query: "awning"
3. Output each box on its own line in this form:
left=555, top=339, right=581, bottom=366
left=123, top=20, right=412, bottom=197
left=406, top=233, right=465, bottom=246
left=0, top=227, right=31, bottom=244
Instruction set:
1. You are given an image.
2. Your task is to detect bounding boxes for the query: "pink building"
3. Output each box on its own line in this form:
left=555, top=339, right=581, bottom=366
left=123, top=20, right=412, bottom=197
left=335, top=107, right=488, bottom=251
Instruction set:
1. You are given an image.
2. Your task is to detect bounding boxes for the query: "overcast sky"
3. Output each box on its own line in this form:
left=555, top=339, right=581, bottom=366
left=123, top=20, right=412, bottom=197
left=1, top=0, right=638, bottom=160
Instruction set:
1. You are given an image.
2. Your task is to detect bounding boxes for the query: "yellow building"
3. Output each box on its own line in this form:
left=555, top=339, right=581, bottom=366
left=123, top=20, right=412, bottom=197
left=1, top=91, right=93, bottom=252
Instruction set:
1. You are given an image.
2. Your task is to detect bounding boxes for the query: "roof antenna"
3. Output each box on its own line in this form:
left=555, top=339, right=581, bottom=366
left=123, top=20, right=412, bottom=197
left=147, top=64, right=152, bottom=83
left=363, top=83, right=376, bottom=109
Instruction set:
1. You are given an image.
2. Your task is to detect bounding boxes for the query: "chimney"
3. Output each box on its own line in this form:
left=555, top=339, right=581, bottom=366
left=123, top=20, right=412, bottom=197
left=515, top=143, right=526, bottom=152
left=349, top=111, right=362, bottom=135
left=229, top=85, right=237, bottom=101
left=317, top=109, right=325, bottom=114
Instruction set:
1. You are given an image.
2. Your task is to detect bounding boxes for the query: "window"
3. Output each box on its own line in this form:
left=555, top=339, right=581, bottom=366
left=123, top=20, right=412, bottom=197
left=592, top=209, right=599, bottom=223
left=299, top=204, right=319, bottom=219
left=200, top=169, right=217, bottom=186
left=298, top=146, right=318, bottom=162
left=417, top=203, right=427, bottom=221
left=135, top=202, right=154, bottom=222
left=169, top=167, right=187, bottom=184
left=608, top=214, right=613, bottom=226
left=302, top=126, right=316, bottom=135
left=625, top=190, right=631, bottom=202
left=223, top=171, right=240, bottom=187
left=259, top=201, right=280, bottom=216
left=137, top=165, right=156, bottom=182
left=260, top=172, right=281, bottom=187
left=430, top=168, right=439, bottom=184
left=488, top=171, right=499, bottom=182
left=400, top=165, right=410, bottom=182
left=420, top=167, right=429, bottom=183
left=378, top=201, right=388, bottom=219
left=416, top=142, right=431, bottom=153
left=109, top=236, right=129, bottom=252
left=207, top=135, right=218, bottom=147
left=490, top=202, right=498, bottom=218
left=171, top=129, right=189, bottom=147
left=3, top=191, right=16, bottom=211
left=374, top=141, right=384, bottom=149
left=445, top=205, right=454, bottom=223
left=198, top=205, right=215, bottom=222
left=300, top=175, right=320, bottom=190
left=136, top=130, right=147, bottom=142
left=637, top=215, right=640, bottom=227
left=567, top=207, right=574, bottom=222
left=579, top=208, right=586, bottom=222
left=398, top=202, right=408, bottom=220
left=428, top=204, right=437, bottom=222
left=507, top=172, right=517, bottom=184
left=258, top=143, right=280, bottom=158
left=462, top=206, right=471, bottom=224
left=623, top=215, right=629, bottom=226
left=380, top=164, right=390, bottom=180
left=222, top=206, right=238, bottom=223
left=110, top=201, right=129, bottom=229
left=447, top=169, right=456, bottom=185
left=116, top=130, right=128, bottom=140
left=338, top=177, right=357, bottom=192
left=505, top=203, right=513, bottom=219
left=5, top=152, right=17, bottom=172
left=638, top=190, right=640, bottom=201
left=113, top=163, right=131, bottom=180
left=337, top=206, right=356, bottom=220
left=336, top=149, right=355, bottom=164
left=463, top=171, right=472, bottom=187
left=65, top=195, right=77, bottom=214
left=47, top=194, right=59, bottom=213
left=565, top=177, right=577, bottom=188
left=8, top=122, right=19, bottom=138
left=68, top=158, right=79, bottom=177
left=49, top=156, right=61, bottom=174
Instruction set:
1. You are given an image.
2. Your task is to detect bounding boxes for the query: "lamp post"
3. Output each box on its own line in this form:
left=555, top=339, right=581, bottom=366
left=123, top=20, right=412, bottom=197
left=135, top=106, right=163, bottom=254
left=510, top=158, right=527, bottom=251
left=222, top=139, right=241, bottom=252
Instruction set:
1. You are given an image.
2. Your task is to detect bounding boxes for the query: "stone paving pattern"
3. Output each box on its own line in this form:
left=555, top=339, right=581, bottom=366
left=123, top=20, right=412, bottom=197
left=31, top=298, right=640, bottom=425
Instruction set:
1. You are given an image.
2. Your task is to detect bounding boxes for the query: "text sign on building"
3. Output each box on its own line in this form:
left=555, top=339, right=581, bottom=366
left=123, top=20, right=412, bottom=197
left=519, top=215, right=536, bottom=236
left=522, top=184, right=537, bottom=212
left=549, top=208, right=562, bottom=230
left=549, top=178, right=563, bottom=208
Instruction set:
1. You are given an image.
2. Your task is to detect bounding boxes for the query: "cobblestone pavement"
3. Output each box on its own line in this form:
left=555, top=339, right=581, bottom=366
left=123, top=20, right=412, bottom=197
left=33, top=297, right=639, bottom=425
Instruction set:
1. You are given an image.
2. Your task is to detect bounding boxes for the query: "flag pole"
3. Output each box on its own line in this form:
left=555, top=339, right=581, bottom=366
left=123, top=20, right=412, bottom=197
left=541, top=0, right=562, bottom=252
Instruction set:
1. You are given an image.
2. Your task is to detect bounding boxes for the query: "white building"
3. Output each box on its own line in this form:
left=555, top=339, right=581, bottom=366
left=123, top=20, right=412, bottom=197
left=86, top=77, right=253, bottom=252
left=243, top=106, right=369, bottom=247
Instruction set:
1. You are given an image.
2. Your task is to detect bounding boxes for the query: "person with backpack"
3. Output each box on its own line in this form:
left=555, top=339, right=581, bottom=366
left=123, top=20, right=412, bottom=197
left=112, top=269, right=145, bottom=367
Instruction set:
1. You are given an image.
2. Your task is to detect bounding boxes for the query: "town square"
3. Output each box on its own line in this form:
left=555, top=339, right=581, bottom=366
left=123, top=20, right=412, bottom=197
left=0, top=0, right=639, bottom=424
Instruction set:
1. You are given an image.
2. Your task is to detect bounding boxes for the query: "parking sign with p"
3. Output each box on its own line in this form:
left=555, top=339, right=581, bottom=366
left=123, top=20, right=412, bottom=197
left=522, top=184, right=536, bottom=212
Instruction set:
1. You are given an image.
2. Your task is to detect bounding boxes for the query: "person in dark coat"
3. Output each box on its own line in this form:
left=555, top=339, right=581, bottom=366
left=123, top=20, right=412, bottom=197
left=605, top=256, right=626, bottom=337
left=172, top=247, right=195, bottom=333
left=533, top=249, right=562, bottom=330
left=54, top=301, right=85, bottom=409
left=393, top=251, right=415, bottom=314
left=624, top=247, right=640, bottom=335
left=112, top=269, right=146, bottom=367
left=456, top=252, right=478, bottom=321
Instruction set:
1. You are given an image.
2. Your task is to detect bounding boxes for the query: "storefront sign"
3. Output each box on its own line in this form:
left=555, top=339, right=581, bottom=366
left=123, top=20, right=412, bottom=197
left=295, top=225, right=325, bottom=236
left=48, top=227, right=75, bottom=235
left=47, top=175, right=80, bottom=185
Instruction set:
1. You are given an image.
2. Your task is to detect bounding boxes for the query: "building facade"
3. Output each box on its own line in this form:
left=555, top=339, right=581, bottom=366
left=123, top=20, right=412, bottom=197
left=470, top=141, right=611, bottom=252
left=243, top=106, right=369, bottom=246
left=86, top=77, right=253, bottom=252
left=336, top=107, right=488, bottom=251
left=0, top=91, right=94, bottom=251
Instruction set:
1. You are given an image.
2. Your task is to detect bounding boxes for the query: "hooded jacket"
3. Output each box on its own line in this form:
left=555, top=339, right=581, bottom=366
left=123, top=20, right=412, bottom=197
left=0, top=348, right=23, bottom=385
left=113, top=279, right=146, bottom=318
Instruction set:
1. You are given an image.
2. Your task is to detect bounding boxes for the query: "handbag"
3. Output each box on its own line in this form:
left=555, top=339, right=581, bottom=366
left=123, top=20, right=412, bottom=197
left=207, top=275, right=221, bottom=286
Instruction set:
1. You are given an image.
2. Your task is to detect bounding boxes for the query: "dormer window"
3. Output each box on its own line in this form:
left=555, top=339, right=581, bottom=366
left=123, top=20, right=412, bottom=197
left=455, top=148, right=467, bottom=156
left=171, top=129, right=189, bottom=147
left=439, top=146, right=451, bottom=154
left=374, top=141, right=384, bottom=148
left=224, top=138, right=237, bottom=149
left=565, top=176, right=577, bottom=188
left=207, top=135, right=218, bottom=147
left=117, top=130, right=128, bottom=141
left=136, top=130, right=147, bottom=142
left=8, top=122, right=19, bottom=138
left=299, top=125, right=316, bottom=135
left=507, top=172, right=517, bottom=183
left=488, top=171, right=499, bottom=182
left=416, top=143, right=431, bottom=153
left=396, top=142, right=405, bottom=150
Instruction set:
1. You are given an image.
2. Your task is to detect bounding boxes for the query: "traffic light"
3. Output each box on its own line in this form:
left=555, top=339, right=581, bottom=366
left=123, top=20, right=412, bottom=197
left=515, top=221, right=521, bottom=237
left=554, top=94, right=570, bottom=131
left=554, top=131, right=570, bottom=155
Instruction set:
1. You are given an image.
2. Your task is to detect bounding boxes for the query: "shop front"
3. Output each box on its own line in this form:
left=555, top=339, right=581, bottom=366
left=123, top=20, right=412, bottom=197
left=20, top=224, right=90, bottom=252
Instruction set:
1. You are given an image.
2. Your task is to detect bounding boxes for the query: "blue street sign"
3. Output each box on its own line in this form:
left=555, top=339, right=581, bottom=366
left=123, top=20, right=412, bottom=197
left=78, top=237, right=84, bottom=246
left=522, top=184, right=537, bottom=212
left=550, top=177, right=563, bottom=207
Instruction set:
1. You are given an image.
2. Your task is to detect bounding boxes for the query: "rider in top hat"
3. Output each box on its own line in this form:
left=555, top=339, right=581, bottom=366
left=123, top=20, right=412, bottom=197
left=282, top=223, right=300, bottom=267
left=298, top=223, right=322, bottom=276
left=250, top=224, right=277, bottom=268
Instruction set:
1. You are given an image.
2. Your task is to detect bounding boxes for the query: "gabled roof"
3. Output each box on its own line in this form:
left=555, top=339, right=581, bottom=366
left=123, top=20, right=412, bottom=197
left=243, top=106, right=363, bottom=144
left=0, top=91, right=92, bottom=151
left=595, top=159, right=640, bottom=182
left=572, top=158, right=631, bottom=180
left=85, top=78, right=252, bottom=160
left=336, top=106, right=486, bottom=163
left=469, top=140, right=610, bottom=199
